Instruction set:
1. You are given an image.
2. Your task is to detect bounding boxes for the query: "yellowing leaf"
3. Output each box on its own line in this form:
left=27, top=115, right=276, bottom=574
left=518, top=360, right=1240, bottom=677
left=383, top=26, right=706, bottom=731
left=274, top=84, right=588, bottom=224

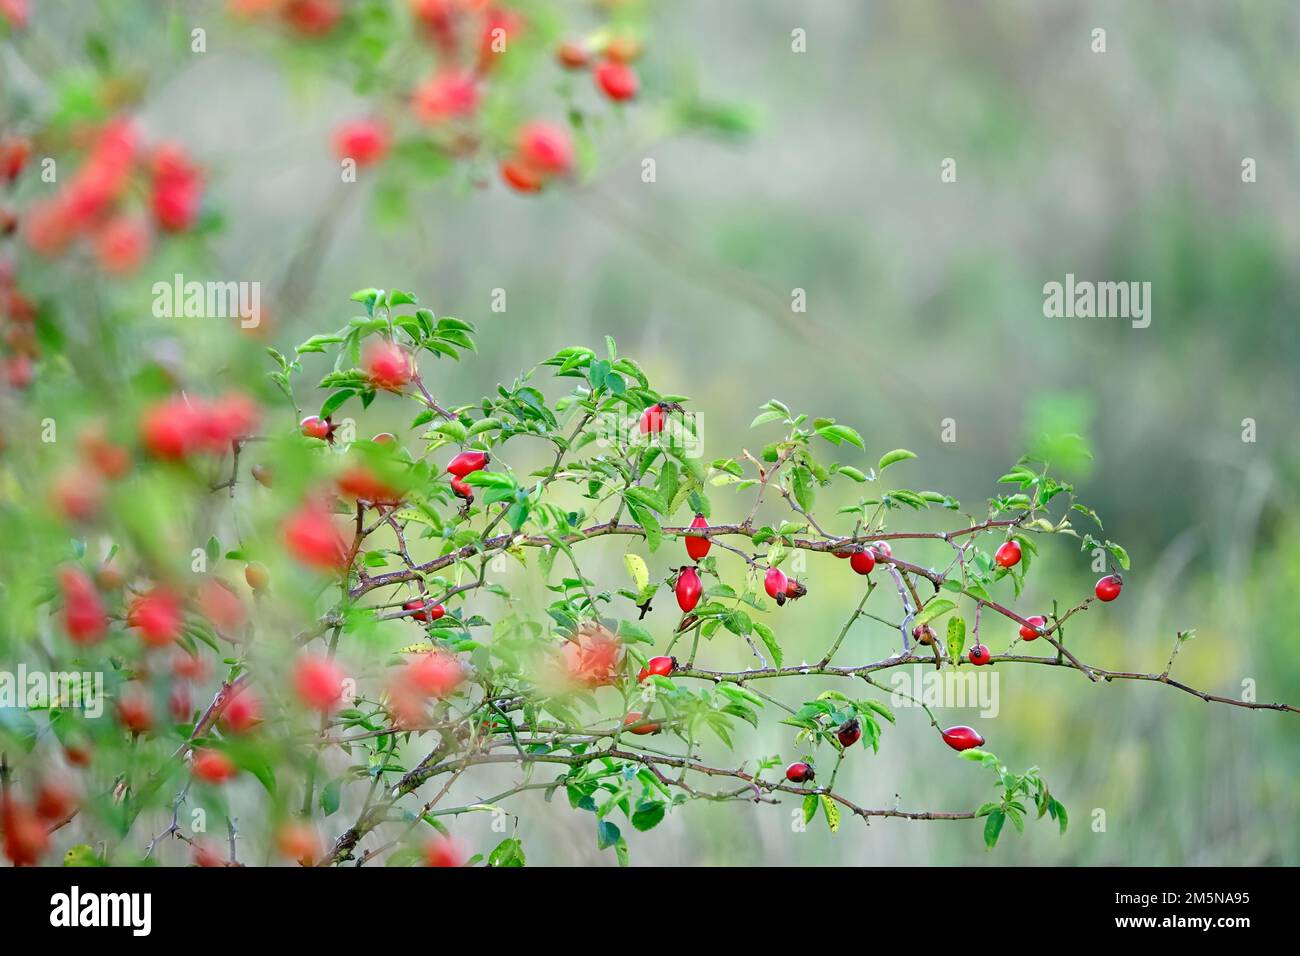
left=820, top=794, right=840, bottom=833
left=623, top=553, right=649, bottom=592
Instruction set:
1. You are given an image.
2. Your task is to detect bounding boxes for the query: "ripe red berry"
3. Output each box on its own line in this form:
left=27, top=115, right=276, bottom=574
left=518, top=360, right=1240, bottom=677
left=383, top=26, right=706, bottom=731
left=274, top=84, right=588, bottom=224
left=412, top=71, right=480, bottom=123
left=192, top=840, right=225, bottom=867
left=403, top=652, right=463, bottom=699
left=116, top=691, right=155, bottom=735
left=836, top=719, right=862, bottom=748
left=336, top=466, right=401, bottom=505
left=149, top=143, right=203, bottom=233
left=500, top=157, right=544, bottom=193
left=364, top=340, right=414, bottom=391
left=639, top=402, right=666, bottom=434
left=594, top=59, right=638, bottom=101
left=764, top=566, right=789, bottom=604
left=871, top=541, right=892, bottom=560
left=282, top=0, right=342, bottom=37
left=637, top=656, right=676, bottom=683
left=968, top=643, right=991, bottom=666
left=1019, top=615, right=1047, bottom=641
left=300, top=415, right=333, bottom=441
left=423, top=834, right=467, bottom=868
left=1095, top=574, right=1123, bottom=602
left=34, top=775, right=78, bottom=822
left=450, top=476, right=473, bottom=500
left=941, top=726, right=985, bottom=752
left=275, top=821, right=322, bottom=866
left=170, top=684, right=193, bottom=722
left=446, top=450, right=488, bottom=478
left=58, top=567, right=107, bottom=646
left=0, top=135, right=31, bottom=182
left=785, top=761, right=815, bottom=784
left=1, top=799, right=49, bottom=866
left=675, top=566, right=702, bottom=613
left=94, top=214, right=151, bottom=275
left=202, top=392, right=259, bottom=450
left=64, top=742, right=93, bottom=768
left=191, top=749, right=238, bottom=784
left=294, top=654, right=345, bottom=713
left=849, top=548, right=875, bottom=575
left=994, top=540, right=1022, bottom=569
left=220, top=689, right=263, bottom=734
left=517, top=121, right=574, bottom=176
left=282, top=502, right=347, bottom=571
left=623, top=712, right=660, bottom=735
left=685, top=513, right=711, bottom=561
left=141, top=397, right=203, bottom=460
left=126, top=588, right=184, bottom=648
left=403, top=598, right=445, bottom=623
left=332, top=119, right=390, bottom=167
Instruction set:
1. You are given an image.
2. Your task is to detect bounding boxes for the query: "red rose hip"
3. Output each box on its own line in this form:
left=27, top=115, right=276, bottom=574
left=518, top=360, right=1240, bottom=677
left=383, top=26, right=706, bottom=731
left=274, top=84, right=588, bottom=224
left=685, top=513, right=711, bottom=561
left=785, top=761, right=815, bottom=784
left=1019, top=615, right=1047, bottom=640
left=941, top=726, right=985, bottom=752
left=849, top=548, right=875, bottom=575
left=995, top=540, right=1022, bottom=568
left=1095, top=574, right=1123, bottom=602
left=675, top=566, right=702, bottom=613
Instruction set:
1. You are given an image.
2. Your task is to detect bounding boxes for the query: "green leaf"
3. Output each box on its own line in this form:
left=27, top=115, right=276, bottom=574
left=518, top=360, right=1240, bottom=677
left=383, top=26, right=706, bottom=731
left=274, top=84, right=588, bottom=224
left=752, top=620, right=783, bottom=668
left=878, top=449, right=917, bottom=471
left=816, top=423, right=865, bottom=449
left=631, top=800, right=666, bottom=832
left=320, top=389, right=353, bottom=419
left=913, top=599, right=957, bottom=627
left=792, top=466, right=815, bottom=512
left=837, top=466, right=868, bottom=482
left=802, top=793, right=819, bottom=825
left=487, top=837, right=526, bottom=867
left=984, top=809, right=1006, bottom=849
left=596, top=820, right=621, bottom=850
left=319, top=778, right=342, bottom=816
left=946, top=617, right=966, bottom=662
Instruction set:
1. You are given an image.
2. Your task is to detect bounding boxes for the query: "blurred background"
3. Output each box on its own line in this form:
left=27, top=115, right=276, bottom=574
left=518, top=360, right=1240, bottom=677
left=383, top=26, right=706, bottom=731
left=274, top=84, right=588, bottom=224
left=5, top=0, right=1299, bottom=865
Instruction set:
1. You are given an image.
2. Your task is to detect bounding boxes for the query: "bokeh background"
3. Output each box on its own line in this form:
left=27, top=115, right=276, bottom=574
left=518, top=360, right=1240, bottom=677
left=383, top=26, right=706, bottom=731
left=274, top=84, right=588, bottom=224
left=6, top=0, right=1299, bottom=865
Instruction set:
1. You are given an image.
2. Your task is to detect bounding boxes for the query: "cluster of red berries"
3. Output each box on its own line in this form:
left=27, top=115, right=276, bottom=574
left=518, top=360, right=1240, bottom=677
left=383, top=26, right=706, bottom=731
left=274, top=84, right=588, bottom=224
left=229, top=0, right=345, bottom=39
left=388, top=649, right=464, bottom=728
left=500, top=121, right=576, bottom=194
left=763, top=565, right=807, bottom=606
left=446, top=448, right=488, bottom=501
left=140, top=392, right=260, bottom=461
left=2, top=772, right=80, bottom=866
left=21, top=119, right=203, bottom=274
left=555, top=33, right=641, bottom=102
left=44, top=423, right=130, bottom=523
